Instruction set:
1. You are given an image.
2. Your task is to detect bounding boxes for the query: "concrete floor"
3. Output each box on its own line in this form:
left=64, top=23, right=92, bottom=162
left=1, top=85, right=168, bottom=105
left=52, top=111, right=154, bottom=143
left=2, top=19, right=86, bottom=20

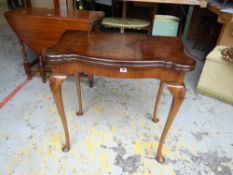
left=0, top=3, right=233, bottom=175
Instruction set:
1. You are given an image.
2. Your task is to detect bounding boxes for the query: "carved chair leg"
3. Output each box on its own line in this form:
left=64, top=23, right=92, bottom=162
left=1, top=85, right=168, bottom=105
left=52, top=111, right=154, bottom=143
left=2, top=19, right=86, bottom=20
left=39, top=56, right=46, bottom=83
left=49, top=75, right=70, bottom=152
left=75, top=72, right=84, bottom=116
left=152, top=81, right=165, bottom=123
left=88, top=74, right=94, bottom=88
left=156, top=84, right=186, bottom=163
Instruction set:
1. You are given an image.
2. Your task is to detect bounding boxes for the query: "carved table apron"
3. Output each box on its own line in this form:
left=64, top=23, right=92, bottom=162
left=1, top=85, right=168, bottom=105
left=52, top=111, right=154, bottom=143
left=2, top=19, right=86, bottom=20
left=42, top=30, right=196, bottom=163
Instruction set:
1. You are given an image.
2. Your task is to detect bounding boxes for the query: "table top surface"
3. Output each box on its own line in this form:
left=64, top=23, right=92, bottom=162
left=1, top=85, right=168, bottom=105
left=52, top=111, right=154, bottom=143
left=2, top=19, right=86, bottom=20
left=5, top=8, right=104, bottom=21
left=43, top=30, right=196, bottom=71
left=5, top=9, right=104, bottom=55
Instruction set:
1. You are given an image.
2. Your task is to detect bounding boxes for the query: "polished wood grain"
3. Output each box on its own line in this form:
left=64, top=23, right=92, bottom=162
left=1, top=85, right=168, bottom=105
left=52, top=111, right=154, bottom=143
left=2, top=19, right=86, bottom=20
left=44, top=30, right=195, bottom=72
left=4, top=8, right=104, bottom=82
left=5, top=8, right=104, bottom=55
left=43, top=30, right=196, bottom=163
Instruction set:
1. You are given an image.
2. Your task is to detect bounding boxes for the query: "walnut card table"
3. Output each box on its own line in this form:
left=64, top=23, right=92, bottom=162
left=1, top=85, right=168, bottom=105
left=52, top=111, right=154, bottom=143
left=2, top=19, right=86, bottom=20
left=42, top=30, right=196, bottom=163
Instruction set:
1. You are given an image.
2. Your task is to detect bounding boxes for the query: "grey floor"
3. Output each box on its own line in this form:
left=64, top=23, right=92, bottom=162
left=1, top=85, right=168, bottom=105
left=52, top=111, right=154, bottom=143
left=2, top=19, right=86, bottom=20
left=0, top=3, right=233, bottom=175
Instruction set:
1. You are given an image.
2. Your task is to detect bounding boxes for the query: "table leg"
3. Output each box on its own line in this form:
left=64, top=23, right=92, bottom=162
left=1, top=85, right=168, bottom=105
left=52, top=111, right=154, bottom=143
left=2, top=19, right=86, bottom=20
left=182, top=6, right=194, bottom=43
left=20, top=41, right=31, bottom=80
left=39, top=56, right=46, bottom=83
left=121, top=0, right=127, bottom=34
left=49, top=75, right=70, bottom=152
left=156, top=83, right=186, bottom=163
left=88, top=74, right=94, bottom=88
left=152, top=81, right=165, bottom=123
left=75, top=72, right=84, bottom=116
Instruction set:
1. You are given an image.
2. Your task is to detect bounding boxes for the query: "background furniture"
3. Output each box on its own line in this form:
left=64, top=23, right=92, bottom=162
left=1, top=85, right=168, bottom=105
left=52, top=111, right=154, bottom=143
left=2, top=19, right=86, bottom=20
left=207, top=0, right=233, bottom=46
left=7, top=0, right=31, bottom=9
left=4, top=5, right=104, bottom=83
left=195, top=1, right=233, bottom=103
left=102, top=17, right=150, bottom=33
left=119, top=0, right=207, bottom=40
left=197, top=46, right=233, bottom=105
left=192, top=15, right=221, bottom=57
left=152, top=15, right=179, bottom=36
left=94, top=0, right=117, bottom=16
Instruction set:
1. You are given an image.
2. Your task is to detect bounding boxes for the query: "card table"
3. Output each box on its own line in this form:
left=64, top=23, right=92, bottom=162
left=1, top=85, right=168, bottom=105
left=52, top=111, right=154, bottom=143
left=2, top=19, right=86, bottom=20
left=42, top=30, right=196, bottom=163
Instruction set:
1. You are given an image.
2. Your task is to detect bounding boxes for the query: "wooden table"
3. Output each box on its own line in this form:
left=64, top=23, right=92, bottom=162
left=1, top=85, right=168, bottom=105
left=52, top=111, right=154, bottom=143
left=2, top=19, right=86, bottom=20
left=42, top=30, right=196, bottom=163
left=4, top=8, right=104, bottom=83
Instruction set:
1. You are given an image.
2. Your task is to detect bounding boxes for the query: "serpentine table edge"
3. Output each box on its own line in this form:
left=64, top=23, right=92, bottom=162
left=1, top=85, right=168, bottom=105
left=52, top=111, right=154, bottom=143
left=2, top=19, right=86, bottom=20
left=42, top=30, right=196, bottom=163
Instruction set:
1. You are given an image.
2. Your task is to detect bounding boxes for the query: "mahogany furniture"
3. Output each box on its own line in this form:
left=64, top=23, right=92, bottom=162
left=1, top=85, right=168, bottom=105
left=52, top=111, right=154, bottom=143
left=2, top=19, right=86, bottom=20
left=43, top=30, right=196, bottom=163
left=4, top=8, right=104, bottom=84
left=207, top=0, right=233, bottom=47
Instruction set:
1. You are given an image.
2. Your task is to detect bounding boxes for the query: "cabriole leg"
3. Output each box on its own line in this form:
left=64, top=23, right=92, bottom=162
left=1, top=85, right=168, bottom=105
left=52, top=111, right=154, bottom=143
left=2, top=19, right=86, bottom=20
left=156, top=83, right=186, bottom=163
left=152, top=81, right=165, bottom=123
left=49, top=75, right=70, bottom=152
left=75, top=72, right=84, bottom=116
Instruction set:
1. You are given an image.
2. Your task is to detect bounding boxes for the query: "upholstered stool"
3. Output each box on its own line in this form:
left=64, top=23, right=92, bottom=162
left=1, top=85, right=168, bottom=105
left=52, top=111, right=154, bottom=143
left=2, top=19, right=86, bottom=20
left=197, top=46, right=233, bottom=105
